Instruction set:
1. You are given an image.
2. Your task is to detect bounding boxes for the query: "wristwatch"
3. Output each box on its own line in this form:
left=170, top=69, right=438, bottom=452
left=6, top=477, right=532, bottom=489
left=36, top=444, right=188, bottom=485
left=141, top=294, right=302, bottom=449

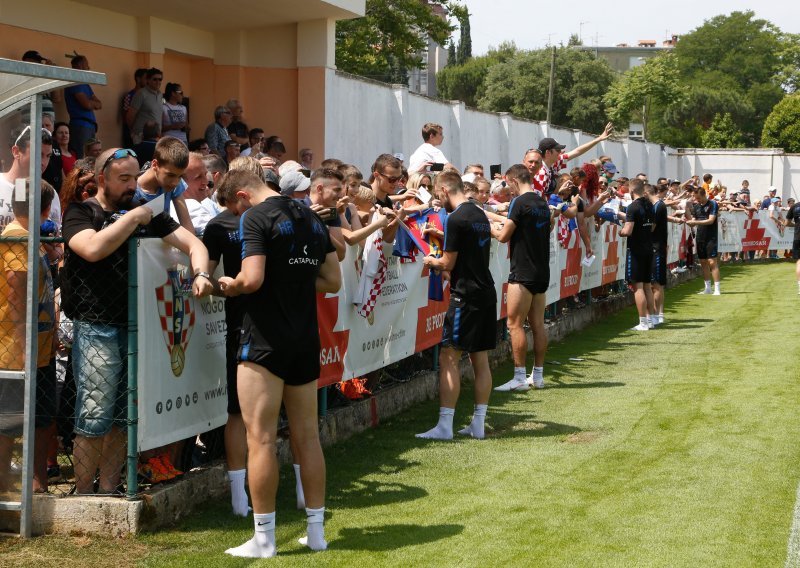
left=194, top=271, right=211, bottom=281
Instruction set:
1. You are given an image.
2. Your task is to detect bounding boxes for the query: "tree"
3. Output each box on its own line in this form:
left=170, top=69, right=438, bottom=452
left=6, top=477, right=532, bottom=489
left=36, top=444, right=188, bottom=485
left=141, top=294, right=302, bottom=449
left=336, top=0, right=457, bottom=83
left=454, top=5, right=472, bottom=65
left=478, top=46, right=615, bottom=134
left=603, top=53, right=688, bottom=140
left=701, top=113, right=746, bottom=148
left=447, top=41, right=457, bottom=67
left=437, top=42, right=517, bottom=107
left=670, top=11, right=786, bottom=145
left=761, top=94, right=800, bottom=152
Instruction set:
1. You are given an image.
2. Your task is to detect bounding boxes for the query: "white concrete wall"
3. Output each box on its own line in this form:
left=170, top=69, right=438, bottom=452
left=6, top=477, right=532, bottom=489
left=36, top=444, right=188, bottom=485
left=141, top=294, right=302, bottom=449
left=326, top=72, right=798, bottom=199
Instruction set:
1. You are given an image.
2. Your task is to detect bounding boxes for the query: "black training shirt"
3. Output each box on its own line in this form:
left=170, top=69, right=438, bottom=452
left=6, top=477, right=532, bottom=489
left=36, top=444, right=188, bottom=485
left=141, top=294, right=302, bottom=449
left=62, top=198, right=180, bottom=325
left=239, top=195, right=334, bottom=358
left=625, top=196, right=655, bottom=256
left=787, top=203, right=800, bottom=243
left=443, top=200, right=494, bottom=301
left=507, top=191, right=551, bottom=284
left=203, top=209, right=244, bottom=328
left=652, top=199, right=668, bottom=251
left=691, top=199, right=719, bottom=241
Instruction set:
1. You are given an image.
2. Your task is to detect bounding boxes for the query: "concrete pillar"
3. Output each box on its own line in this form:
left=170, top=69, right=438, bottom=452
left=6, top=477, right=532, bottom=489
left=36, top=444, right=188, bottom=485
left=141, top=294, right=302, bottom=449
left=449, top=99, right=465, bottom=169
left=499, top=112, right=512, bottom=170
left=298, top=18, right=335, bottom=162
left=392, top=84, right=410, bottom=158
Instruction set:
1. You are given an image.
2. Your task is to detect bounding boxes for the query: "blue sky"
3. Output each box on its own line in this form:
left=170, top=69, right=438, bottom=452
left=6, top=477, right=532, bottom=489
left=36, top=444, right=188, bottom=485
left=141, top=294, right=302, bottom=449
left=464, top=0, right=800, bottom=55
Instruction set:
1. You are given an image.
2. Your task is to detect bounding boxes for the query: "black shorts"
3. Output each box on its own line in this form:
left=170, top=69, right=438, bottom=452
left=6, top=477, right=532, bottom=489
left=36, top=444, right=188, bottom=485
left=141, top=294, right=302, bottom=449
left=0, top=360, right=57, bottom=436
left=626, top=249, right=653, bottom=284
left=696, top=239, right=718, bottom=260
left=226, top=329, right=241, bottom=414
left=793, top=240, right=800, bottom=260
left=509, top=279, right=548, bottom=295
left=238, top=326, right=320, bottom=387
left=441, top=294, right=497, bottom=353
left=651, top=249, right=667, bottom=286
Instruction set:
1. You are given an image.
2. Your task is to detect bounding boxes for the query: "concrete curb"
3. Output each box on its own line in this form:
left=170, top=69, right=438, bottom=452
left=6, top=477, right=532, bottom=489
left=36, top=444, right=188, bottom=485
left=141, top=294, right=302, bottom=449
left=30, top=269, right=699, bottom=536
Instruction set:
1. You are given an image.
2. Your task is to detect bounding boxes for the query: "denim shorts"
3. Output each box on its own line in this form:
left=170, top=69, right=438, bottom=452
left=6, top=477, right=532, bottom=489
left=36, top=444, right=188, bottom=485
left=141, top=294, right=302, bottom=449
left=72, top=321, right=127, bottom=437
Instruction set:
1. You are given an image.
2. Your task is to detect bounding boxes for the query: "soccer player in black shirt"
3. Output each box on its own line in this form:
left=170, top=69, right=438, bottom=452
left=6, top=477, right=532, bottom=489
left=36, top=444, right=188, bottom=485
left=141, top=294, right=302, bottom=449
left=219, top=171, right=341, bottom=558
left=784, top=199, right=800, bottom=294
left=646, top=184, right=684, bottom=324
left=417, top=171, right=496, bottom=440
left=620, top=179, right=656, bottom=330
left=492, top=165, right=554, bottom=391
left=202, top=174, right=250, bottom=517
left=686, top=187, right=721, bottom=295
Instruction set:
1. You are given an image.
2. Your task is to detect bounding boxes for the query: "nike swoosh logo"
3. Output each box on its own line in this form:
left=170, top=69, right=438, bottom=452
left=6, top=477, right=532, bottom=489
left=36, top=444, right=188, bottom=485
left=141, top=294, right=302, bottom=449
left=478, top=236, right=490, bottom=247
left=257, top=522, right=271, bottom=526
left=536, top=221, right=548, bottom=228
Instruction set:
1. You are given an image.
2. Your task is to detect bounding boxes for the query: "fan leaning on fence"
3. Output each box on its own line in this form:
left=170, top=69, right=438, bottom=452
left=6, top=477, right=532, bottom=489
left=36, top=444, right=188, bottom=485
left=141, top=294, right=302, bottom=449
left=60, top=147, right=213, bottom=495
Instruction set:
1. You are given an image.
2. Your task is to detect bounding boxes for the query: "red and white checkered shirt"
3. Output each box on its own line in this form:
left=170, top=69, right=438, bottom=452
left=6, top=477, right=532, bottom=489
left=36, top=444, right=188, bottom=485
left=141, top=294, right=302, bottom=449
left=532, top=152, right=570, bottom=194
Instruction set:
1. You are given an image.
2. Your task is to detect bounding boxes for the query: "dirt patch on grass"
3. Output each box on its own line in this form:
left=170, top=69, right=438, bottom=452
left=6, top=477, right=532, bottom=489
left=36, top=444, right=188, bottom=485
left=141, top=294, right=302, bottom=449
left=0, top=534, right=149, bottom=568
left=564, top=431, right=602, bottom=444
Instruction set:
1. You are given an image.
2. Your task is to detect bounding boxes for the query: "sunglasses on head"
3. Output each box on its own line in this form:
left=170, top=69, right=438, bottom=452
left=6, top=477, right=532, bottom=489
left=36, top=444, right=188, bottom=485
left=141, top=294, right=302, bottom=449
left=101, top=148, right=137, bottom=173
left=14, top=125, right=52, bottom=147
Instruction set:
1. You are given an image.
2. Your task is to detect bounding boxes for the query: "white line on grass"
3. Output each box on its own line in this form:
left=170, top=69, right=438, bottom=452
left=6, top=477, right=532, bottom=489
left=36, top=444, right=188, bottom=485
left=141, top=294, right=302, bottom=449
left=786, top=481, right=800, bottom=567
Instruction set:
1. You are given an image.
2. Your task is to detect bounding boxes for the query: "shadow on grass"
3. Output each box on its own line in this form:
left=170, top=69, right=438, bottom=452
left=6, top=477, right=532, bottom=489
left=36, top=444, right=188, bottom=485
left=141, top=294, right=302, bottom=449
left=333, top=523, right=464, bottom=551
left=545, top=381, right=625, bottom=390
left=328, top=478, right=428, bottom=510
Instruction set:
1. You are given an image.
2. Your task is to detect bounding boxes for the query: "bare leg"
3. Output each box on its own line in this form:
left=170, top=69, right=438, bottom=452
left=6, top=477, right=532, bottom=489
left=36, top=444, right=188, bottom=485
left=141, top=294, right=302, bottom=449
left=98, top=427, right=125, bottom=493
left=468, top=351, right=492, bottom=406
left=283, top=382, right=324, bottom=509
left=438, top=347, right=461, bottom=409
left=700, top=259, right=711, bottom=281
left=527, top=293, right=547, bottom=368
left=652, top=283, right=664, bottom=314
left=237, top=362, right=283, bottom=514
left=644, top=283, right=655, bottom=316
left=224, top=413, right=247, bottom=471
left=633, top=283, right=647, bottom=316
left=506, top=283, right=533, bottom=368
left=33, top=424, right=53, bottom=492
left=709, top=259, right=720, bottom=283
left=73, top=434, right=102, bottom=494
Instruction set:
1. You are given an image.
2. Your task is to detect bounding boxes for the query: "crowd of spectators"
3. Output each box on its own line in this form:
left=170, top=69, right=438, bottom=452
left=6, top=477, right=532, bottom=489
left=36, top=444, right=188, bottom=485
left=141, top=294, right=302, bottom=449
left=0, top=50, right=796, bottom=506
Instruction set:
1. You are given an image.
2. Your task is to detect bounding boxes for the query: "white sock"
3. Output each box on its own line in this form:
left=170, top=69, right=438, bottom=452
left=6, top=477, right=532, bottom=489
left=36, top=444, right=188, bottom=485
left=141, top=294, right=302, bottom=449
left=228, top=469, right=250, bottom=517
left=513, top=366, right=526, bottom=382
left=225, top=512, right=276, bottom=558
left=293, top=464, right=305, bottom=510
left=658, top=312, right=664, bottom=323
left=704, top=280, right=711, bottom=291
left=416, top=407, right=455, bottom=439
left=298, top=507, right=328, bottom=551
left=639, top=316, right=647, bottom=326
left=532, top=367, right=543, bottom=381
left=714, top=281, right=721, bottom=292
left=458, top=404, right=488, bottom=439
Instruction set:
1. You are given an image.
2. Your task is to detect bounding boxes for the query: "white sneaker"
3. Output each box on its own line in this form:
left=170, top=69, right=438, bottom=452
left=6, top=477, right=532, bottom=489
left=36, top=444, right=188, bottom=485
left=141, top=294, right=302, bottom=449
left=531, top=375, right=544, bottom=389
left=698, top=289, right=712, bottom=295
left=631, top=323, right=650, bottom=331
left=494, top=377, right=530, bottom=392
left=676, top=266, right=688, bottom=273
left=712, top=290, right=721, bottom=296
left=647, top=319, right=654, bottom=329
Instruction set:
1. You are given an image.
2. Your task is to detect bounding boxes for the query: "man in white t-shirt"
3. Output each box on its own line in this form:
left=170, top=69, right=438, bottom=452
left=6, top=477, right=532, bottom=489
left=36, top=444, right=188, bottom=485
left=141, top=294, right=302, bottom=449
left=173, top=152, right=220, bottom=235
left=408, top=123, right=456, bottom=173
left=1, top=125, right=54, bottom=231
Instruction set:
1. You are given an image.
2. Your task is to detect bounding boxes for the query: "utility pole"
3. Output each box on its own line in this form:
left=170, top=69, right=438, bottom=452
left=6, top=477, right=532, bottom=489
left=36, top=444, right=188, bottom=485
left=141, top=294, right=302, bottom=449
left=546, top=46, right=556, bottom=125
left=579, top=21, right=589, bottom=44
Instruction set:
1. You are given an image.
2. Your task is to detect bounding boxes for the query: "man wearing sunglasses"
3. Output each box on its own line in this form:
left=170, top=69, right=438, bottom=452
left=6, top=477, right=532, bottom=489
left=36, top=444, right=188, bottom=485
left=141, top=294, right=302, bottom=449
left=369, top=153, right=405, bottom=244
left=61, top=147, right=212, bottom=495
left=1, top=126, right=54, bottom=232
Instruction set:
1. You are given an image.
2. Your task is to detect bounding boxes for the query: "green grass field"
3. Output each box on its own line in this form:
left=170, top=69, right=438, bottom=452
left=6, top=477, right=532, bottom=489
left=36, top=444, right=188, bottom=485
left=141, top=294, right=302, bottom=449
left=3, top=262, right=800, bottom=567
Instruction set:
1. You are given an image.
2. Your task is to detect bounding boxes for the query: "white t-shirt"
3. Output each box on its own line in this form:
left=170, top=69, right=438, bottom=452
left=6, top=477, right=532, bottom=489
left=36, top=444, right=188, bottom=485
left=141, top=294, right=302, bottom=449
left=408, top=143, right=448, bottom=174
left=0, top=175, right=14, bottom=232
left=162, top=103, right=188, bottom=144
left=768, top=204, right=783, bottom=220
left=171, top=197, right=221, bottom=236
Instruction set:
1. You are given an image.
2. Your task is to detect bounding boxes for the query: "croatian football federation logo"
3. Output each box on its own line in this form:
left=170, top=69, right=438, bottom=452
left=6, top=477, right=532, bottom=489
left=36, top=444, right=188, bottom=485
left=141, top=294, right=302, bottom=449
left=155, top=266, right=196, bottom=377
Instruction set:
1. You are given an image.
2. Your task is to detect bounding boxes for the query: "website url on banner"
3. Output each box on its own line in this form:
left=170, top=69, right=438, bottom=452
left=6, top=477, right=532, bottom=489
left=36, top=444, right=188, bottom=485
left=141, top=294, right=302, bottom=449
left=153, top=387, right=226, bottom=414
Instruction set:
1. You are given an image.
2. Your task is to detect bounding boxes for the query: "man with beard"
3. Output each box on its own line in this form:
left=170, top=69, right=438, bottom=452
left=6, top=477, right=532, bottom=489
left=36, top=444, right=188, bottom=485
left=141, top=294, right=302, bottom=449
left=416, top=171, right=496, bottom=440
left=61, top=147, right=212, bottom=494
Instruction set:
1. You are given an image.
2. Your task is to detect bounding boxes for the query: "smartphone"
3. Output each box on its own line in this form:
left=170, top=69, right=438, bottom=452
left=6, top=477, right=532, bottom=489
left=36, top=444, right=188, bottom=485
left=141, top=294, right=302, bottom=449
left=490, top=164, right=501, bottom=178
left=300, top=168, right=311, bottom=178
left=416, top=186, right=433, bottom=204
left=430, top=163, right=444, bottom=172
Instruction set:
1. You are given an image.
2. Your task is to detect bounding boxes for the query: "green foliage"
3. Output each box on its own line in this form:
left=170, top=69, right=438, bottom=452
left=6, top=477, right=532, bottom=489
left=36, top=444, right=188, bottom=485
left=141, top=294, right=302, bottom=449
left=761, top=94, right=800, bottom=152
left=336, top=0, right=456, bottom=83
left=700, top=113, right=746, bottom=148
left=477, top=46, right=616, bottom=133
left=437, top=42, right=517, bottom=107
left=776, top=33, right=800, bottom=92
left=453, top=4, right=472, bottom=65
